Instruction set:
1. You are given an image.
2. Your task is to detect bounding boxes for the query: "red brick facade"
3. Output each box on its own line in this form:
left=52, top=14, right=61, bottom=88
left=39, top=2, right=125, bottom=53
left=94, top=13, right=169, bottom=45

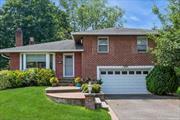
left=8, top=35, right=154, bottom=79
left=81, top=35, right=154, bottom=79
left=9, top=53, right=20, bottom=70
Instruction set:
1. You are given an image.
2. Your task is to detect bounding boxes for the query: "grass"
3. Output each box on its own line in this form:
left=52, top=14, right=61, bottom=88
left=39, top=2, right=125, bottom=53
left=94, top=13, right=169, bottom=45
left=0, top=87, right=110, bottom=120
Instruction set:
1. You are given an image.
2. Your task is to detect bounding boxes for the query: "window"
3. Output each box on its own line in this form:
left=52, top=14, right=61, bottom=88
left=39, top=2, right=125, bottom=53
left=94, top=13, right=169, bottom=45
left=143, top=71, right=149, bottom=75
left=115, top=71, right=120, bottom=75
left=101, top=71, right=106, bottom=75
left=26, top=54, right=46, bottom=68
left=136, top=71, right=142, bottom=75
left=97, top=37, right=109, bottom=53
left=108, top=71, right=113, bottom=75
left=137, top=36, right=148, bottom=53
left=129, top=71, right=134, bottom=75
left=49, top=54, right=54, bottom=70
left=122, top=71, right=127, bottom=75
left=21, top=53, right=55, bottom=70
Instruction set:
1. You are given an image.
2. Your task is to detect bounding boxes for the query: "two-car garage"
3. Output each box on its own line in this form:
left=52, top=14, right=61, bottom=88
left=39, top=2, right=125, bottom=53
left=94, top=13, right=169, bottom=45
left=97, top=66, right=153, bottom=94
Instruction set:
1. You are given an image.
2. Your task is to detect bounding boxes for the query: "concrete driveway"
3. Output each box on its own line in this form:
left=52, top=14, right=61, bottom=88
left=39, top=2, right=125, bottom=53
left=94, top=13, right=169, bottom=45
left=106, top=95, right=180, bottom=120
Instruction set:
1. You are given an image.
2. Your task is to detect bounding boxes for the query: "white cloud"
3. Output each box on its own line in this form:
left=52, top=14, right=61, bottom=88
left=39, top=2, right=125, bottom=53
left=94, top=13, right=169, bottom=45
left=129, top=16, right=140, bottom=22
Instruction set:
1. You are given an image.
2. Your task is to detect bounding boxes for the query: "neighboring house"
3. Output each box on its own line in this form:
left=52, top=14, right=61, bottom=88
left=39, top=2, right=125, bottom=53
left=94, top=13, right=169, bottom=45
left=0, top=28, right=157, bottom=94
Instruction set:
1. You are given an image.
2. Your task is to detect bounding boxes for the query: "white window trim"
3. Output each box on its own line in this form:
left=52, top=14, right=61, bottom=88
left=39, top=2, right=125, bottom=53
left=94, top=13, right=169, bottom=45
left=63, top=53, right=75, bottom=78
left=97, top=36, right=109, bottom=53
left=97, top=66, right=154, bottom=79
left=20, top=53, right=55, bottom=71
left=137, top=36, right=148, bottom=53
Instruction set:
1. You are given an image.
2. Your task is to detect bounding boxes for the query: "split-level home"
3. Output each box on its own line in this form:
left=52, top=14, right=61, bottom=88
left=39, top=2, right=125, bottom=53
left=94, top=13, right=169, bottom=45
left=0, top=28, right=157, bottom=94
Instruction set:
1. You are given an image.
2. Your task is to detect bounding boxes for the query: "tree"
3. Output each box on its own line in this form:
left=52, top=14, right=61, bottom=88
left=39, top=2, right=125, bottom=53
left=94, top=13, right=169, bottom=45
left=0, top=0, right=71, bottom=69
left=60, top=0, right=123, bottom=32
left=150, top=0, right=180, bottom=67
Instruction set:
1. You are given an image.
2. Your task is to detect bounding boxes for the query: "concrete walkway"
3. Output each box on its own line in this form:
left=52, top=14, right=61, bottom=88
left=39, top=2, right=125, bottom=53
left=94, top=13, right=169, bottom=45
left=106, top=95, right=180, bottom=120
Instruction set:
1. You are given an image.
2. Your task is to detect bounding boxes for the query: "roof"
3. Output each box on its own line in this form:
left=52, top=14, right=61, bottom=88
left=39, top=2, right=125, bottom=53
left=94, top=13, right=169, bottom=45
left=0, top=40, right=83, bottom=53
left=72, top=28, right=158, bottom=36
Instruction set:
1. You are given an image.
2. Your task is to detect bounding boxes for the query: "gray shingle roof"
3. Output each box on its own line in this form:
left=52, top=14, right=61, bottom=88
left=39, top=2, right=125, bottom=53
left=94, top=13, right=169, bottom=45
left=72, top=28, right=158, bottom=35
left=0, top=40, right=83, bottom=53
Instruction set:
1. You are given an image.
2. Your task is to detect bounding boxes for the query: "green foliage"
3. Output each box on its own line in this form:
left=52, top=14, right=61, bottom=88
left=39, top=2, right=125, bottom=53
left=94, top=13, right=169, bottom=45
left=174, top=67, right=180, bottom=85
left=0, top=87, right=111, bottom=120
left=81, top=83, right=101, bottom=93
left=74, top=77, right=81, bottom=83
left=0, top=70, right=12, bottom=89
left=0, top=0, right=71, bottom=69
left=92, top=84, right=101, bottom=93
left=150, top=0, right=180, bottom=67
left=60, top=0, right=123, bottom=31
left=176, top=87, right=180, bottom=96
left=0, top=68, right=55, bottom=90
left=146, top=66, right=178, bottom=95
left=50, top=77, right=59, bottom=86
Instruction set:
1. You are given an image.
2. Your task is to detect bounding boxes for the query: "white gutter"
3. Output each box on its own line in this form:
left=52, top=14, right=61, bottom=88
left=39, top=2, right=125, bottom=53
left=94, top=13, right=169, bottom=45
left=0, top=49, right=84, bottom=53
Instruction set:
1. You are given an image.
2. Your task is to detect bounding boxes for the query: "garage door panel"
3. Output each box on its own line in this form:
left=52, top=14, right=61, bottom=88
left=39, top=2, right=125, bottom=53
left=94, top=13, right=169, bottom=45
left=100, top=68, right=150, bottom=94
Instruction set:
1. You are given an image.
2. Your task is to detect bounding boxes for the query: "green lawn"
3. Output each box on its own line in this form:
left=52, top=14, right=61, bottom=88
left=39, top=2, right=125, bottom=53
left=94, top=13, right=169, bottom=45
left=0, top=87, right=110, bottom=120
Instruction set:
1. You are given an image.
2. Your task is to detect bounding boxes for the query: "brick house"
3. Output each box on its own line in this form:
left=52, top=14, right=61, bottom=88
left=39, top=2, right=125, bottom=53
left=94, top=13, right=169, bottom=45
left=0, top=28, right=157, bottom=94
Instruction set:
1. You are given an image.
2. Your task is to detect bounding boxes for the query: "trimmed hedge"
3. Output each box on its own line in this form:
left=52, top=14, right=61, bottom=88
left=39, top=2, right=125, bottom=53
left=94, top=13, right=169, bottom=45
left=146, top=66, right=178, bottom=95
left=0, top=68, right=55, bottom=90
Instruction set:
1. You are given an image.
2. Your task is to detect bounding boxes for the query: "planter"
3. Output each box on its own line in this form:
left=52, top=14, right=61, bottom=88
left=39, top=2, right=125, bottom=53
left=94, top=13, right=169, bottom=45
left=75, top=83, right=81, bottom=87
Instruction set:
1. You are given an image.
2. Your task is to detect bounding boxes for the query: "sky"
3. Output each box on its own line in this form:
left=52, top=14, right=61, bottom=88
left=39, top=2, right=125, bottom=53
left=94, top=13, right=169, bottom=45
left=0, top=0, right=168, bottom=29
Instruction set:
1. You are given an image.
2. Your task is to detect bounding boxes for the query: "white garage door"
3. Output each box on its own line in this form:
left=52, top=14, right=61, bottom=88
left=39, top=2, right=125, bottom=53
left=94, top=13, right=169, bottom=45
left=100, top=67, right=151, bottom=94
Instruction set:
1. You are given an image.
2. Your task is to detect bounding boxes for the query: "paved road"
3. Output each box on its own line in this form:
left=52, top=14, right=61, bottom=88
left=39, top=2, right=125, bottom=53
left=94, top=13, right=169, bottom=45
left=106, top=95, right=180, bottom=120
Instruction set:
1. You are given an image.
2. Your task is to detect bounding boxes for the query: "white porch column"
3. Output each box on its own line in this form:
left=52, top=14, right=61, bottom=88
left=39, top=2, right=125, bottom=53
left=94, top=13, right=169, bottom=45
left=46, top=53, right=50, bottom=69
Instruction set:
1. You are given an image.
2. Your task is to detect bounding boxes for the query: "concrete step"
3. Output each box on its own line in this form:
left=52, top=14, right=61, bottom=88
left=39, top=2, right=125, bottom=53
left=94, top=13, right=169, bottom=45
left=101, top=101, right=109, bottom=110
left=95, top=97, right=102, bottom=109
left=45, top=86, right=81, bottom=93
left=59, top=83, right=75, bottom=86
left=46, top=92, right=85, bottom=106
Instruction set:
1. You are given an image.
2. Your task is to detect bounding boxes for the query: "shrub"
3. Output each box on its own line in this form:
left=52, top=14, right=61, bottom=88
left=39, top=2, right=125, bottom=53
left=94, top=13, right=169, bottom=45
left=0, top=68, right=55, bottom=90
left=50, top=77, right=59, bottom=86
left=0, top=70, right=12, bottom=90
left=36, top=69, right=55, bottom=86
left=174, top=67, right=180, bottom=85
left=176, top=87, right=180, bottom=96
left=25, top=68, right=55, bottom=86
left=92, top=84, right=101, bottom=93
left=81, top=83, right=101, bottom=93
left=146, top=66, right=178, bottom=95
left=81, top=83, right=88, bottom=93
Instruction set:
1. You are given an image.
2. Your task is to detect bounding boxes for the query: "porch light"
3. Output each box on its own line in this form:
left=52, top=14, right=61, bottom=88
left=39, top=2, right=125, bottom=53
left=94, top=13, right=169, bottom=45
left=88, top=81, right=92, bottom=94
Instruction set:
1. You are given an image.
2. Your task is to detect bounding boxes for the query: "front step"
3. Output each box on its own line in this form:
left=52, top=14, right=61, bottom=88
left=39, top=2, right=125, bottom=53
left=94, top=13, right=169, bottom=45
left=47, top=92, right=85, bottom=106
left=101, top=102, right=109, bottom=110
left=95, top=97, right=109, bottom=110
left=59, top=79, right=74, bottom=86
left=45, top=86, right=81, bottom=93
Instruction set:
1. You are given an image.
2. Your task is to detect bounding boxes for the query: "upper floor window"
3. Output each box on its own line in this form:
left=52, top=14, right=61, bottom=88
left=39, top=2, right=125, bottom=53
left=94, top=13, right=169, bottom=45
left=137, top=36, right=148, bottom=53
left=97, top=37, right=109, bottom=53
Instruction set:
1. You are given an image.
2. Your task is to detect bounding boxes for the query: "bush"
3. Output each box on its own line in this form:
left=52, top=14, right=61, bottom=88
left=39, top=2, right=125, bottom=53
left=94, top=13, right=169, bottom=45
left=92, top=84, right=101, bottom=93
left=0, top=70, right=12, bottom=90
left=50, top=77, right=59, bottom=86
left=25, top=68, right=55, bottom=86
left=0, top=68, right=55, bottom=90
left=174, top=67, right=180, bottom=85
left=81, top=83, right=101, bottom=93
left=146, top=66, right=178, bottom=95
left=176, top=87, right=180, bottom=96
